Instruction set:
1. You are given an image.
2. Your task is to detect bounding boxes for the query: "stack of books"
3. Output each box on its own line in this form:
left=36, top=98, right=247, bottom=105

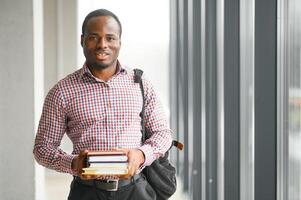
left=82, top=151, right=129, bottom=176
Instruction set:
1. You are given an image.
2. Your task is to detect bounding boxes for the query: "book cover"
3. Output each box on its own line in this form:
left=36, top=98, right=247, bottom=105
left=87, top=155, right=128, bottom=162
left=82, top=167, right=129, bottom=175
left=87, top=151, right=127, bottom=156
left=88, top=162, right=128, bottom=168
left=87, top=151, right=128, bottom=163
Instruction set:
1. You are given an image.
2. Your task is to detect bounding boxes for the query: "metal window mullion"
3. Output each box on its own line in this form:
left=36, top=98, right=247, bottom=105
left=201, top=0, right=207, bottom=199
left=169, top=0, right=179, bottom=167
left=240, top=0, right=255, bottom=199
left=187, top=0, right=195, bottom=197
left=224, top=0, right=241, bottom=200
left=277, top=0, right=289, bottom=199
left=189, top=0, right=203, bottom=199
left=254, top=0, right=277, bottom=199
left=216, top=0, right=225, bottom=199
left=177, top=0, right=190, bottom=191
left=205, top=0, right=218, bottom=199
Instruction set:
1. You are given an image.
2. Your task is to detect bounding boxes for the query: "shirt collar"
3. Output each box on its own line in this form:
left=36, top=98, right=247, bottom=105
left=79, top=60, right=128, bottom=82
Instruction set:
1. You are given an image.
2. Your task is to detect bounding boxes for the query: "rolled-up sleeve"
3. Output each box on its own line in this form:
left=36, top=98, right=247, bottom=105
left=33, top=84, right=75, bottom=175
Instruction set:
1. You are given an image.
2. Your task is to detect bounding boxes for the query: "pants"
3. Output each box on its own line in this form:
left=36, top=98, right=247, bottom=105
left=68, top=175, right=157, bottom=200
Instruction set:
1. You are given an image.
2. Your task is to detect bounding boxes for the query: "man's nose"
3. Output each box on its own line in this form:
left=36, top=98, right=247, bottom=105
left=96, top=37, right=108, bottom=49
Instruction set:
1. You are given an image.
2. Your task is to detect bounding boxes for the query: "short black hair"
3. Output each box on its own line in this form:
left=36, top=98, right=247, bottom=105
left=81, top=9, right=122, bottom=37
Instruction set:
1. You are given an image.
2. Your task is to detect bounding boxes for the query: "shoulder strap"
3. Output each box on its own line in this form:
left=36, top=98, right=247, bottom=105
left=134, top=69, right=184, bottom=150
left=134, top=69, right=146, bottom=143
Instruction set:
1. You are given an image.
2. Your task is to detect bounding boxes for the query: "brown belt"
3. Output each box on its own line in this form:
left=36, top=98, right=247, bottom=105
left=74, top=174, right=142, bottom=191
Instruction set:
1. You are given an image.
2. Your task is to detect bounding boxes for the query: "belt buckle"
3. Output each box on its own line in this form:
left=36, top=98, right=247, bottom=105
left=106, top=179, right=119, bottom=191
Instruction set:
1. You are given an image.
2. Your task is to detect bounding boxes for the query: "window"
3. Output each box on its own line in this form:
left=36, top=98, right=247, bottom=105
left=278, top=0, right=301, bottom=199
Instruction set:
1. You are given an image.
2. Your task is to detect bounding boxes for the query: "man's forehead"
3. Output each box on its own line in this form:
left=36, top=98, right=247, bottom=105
left=85, top=16, right=121, bottom=34
left=86, top=16, right=118, bottom=27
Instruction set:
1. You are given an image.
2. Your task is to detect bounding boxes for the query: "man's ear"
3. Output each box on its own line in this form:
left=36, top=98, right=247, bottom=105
left=81, top=35, right=84, bottom=47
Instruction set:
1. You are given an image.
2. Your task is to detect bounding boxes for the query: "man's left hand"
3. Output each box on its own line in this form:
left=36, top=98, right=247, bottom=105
left=119, top=148, right=145, bottom=176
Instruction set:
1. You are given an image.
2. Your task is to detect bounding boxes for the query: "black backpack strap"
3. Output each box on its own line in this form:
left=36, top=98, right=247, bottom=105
left=134, top=68, right=144, bottom=84
left=134, top=68, right=184, bottom=150
left=134, top=69, right=146, bottom=142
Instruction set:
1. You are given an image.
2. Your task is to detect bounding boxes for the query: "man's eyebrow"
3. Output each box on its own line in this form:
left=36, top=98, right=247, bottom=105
left=106, top=33, right=119, bottom=37
left=85, top=33, right=118, bottom=37
left=87, top=32, right=98, bottom=35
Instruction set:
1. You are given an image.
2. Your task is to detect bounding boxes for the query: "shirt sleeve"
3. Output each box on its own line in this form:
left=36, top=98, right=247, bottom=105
left=33, top=84, right=76, bottom=175
left=138, top=75, right=173, bottom=166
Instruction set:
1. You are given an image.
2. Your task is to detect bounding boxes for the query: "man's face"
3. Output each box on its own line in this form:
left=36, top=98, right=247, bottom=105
left=81, top=16, right=121, bottom=70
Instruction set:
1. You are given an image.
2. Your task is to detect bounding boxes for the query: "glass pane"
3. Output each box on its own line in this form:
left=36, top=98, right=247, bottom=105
left=280, top=0, right=301, bottom=199
left=288, top=0, right=301, bottom=198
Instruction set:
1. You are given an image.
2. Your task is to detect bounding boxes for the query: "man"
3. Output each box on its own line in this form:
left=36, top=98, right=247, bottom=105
left=33, top=9, right=172, bottom=200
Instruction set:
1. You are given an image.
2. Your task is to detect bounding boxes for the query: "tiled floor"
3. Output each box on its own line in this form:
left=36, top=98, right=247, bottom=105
left=45, top=172, right=188, bottom=200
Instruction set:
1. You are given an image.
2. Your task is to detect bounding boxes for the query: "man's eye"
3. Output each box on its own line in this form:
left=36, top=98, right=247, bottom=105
left=87, top=35, right=98, bottom=41
left=107, top=37, right=116, bottom=41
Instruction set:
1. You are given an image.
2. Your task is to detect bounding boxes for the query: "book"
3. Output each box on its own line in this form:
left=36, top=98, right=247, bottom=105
left=87, top=151, right=128, bottom=163
left=87, top=155, right=128, bottom=162
left=82, top=167, right=129, bottom=175
left=81, top=150, right=129, bottom=176
left=88, top=162, right=128, bottom=168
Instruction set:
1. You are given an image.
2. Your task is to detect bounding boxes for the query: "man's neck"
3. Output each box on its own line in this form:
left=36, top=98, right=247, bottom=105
left=88, top=62, right=118, bottom=82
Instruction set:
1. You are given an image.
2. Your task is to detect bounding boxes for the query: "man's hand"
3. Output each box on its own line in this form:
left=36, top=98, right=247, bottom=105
left=119, top=148, right=145, bottom=176
left=72, top=150, right=88, bottom=176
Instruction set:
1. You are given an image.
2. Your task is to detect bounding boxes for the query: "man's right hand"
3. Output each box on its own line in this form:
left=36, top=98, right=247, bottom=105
left=72, top=150, right=89, bottom=176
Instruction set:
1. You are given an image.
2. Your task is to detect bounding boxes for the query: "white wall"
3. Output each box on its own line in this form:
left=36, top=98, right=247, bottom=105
left=0, top=0, right=44, bottom=199
left=43, top=0, right=78, bottom=158
left=77, top=0, right=170, bottom=111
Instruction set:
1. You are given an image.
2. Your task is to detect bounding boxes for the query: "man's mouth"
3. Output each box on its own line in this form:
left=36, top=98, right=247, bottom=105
left=96, top=52, right=109, bottom=60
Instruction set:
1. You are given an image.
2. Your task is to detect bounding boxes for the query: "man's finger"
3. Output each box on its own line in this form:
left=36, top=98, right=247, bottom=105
left=128, top=168, right=135, bottom=176
left=114, top=148, right=129, bottom=154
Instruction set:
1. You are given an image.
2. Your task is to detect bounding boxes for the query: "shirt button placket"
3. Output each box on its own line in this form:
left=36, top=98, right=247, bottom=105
left=105, top=83, right=111, bottom=149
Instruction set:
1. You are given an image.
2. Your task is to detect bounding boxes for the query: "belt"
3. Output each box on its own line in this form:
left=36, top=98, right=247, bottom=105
left=74, top=174, right=142, bottom=191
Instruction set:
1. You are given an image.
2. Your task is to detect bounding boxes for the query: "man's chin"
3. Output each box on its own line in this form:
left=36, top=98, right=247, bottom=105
left=86, top=59, right=117, bottom=70
left=90, top=62, right=111, bottom=70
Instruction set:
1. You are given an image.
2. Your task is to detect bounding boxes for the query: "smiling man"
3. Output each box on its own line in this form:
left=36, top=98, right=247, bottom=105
left=33, top=9, right=172, bottom=200
left=82, top=13, right=121, bottom=81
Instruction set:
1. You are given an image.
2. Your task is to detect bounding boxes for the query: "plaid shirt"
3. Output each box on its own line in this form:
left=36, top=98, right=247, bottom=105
left=33, top=63, right=173, bottom=175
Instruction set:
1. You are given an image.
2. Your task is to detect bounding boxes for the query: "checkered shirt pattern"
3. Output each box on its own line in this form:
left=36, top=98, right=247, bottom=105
left=33, top=63, right=173, bottom=175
